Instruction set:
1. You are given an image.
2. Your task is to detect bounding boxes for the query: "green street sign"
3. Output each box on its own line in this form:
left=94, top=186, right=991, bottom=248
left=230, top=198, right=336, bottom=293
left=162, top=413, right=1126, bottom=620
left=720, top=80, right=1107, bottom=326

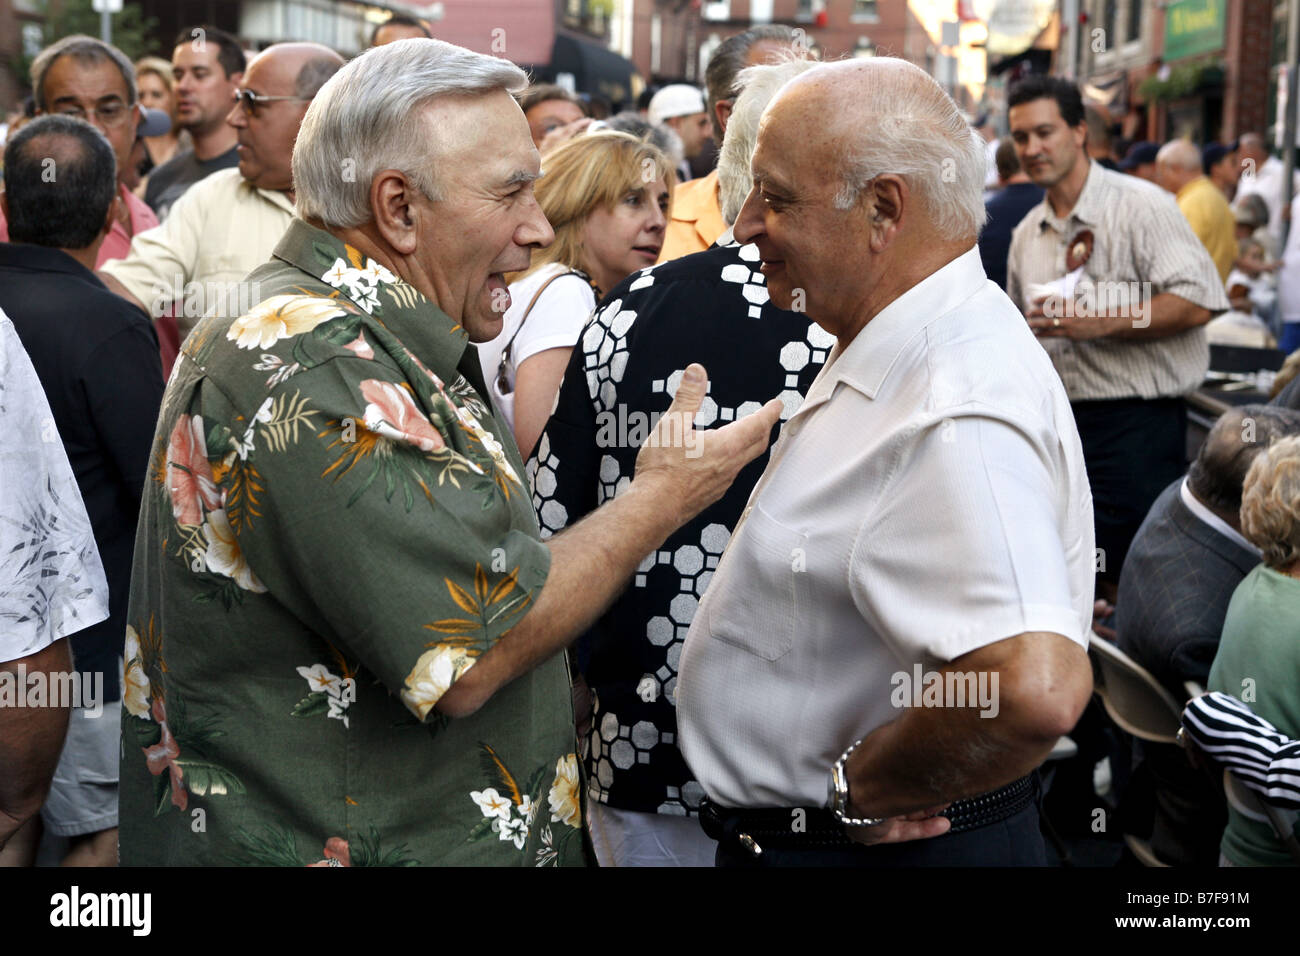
left=1163, top=0, right=1226, bottom=62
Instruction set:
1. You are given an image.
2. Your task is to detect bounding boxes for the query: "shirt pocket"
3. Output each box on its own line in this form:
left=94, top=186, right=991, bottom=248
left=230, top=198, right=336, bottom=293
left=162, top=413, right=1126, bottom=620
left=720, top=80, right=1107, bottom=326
left=706, top=504, right=807, bottom=662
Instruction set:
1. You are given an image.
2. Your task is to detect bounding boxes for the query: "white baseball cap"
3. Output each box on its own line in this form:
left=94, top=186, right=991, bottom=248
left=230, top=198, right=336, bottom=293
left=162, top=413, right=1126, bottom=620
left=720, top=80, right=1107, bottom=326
left=648, top=84, right=706, bottom=125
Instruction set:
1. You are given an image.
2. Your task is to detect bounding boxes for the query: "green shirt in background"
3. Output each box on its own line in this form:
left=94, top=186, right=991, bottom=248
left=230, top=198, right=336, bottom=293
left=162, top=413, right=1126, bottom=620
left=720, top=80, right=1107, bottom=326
left=118, top=219, right=586, bottom=866
left=1208, top=563, right=1300, bottom=867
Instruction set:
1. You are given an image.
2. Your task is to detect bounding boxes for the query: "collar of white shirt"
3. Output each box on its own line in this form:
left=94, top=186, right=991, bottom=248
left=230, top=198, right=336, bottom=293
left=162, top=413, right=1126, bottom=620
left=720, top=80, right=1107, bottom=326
left=801, top=244, right=988, bottom=411
left=1179, top=475, right=1261, bottom=556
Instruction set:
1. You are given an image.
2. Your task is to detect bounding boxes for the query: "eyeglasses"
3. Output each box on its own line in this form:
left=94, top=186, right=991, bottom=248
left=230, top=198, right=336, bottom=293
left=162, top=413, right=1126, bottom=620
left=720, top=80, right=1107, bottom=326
left=55, top=100, right=132, bottom=128
left=231, top=89, right=311, bottom=115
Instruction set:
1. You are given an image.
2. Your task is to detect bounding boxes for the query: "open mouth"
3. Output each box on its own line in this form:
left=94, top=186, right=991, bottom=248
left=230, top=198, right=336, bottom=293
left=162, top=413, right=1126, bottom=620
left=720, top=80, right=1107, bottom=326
left=633, top=245, right=661, bottom=259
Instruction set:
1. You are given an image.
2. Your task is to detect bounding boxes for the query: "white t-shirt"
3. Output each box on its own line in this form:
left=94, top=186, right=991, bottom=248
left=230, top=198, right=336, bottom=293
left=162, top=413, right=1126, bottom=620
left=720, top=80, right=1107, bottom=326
left=477, top=263, right=597, bottom=430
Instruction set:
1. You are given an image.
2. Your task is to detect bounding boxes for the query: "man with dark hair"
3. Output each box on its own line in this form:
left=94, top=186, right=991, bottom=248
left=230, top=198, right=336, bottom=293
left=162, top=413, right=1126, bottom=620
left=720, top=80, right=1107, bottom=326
left=0, top=35, right=159, bottom=263
left=1116, top=404, right=1300, bottom=865
left=144, top=26, right=246, bottom=219
left=1005, top=74, right=1229, bottom=597
left=517, top=83, right=587, bottom=150
left=101, top=43, right=344, bottom=345
left=370, top=14, right=431, bottom=47
left=660, top=26, right=807, bottom=263
left=0, top=115, right=163, bottom=867
left=1204, top=141, right=1240, bottom=197
left=979, top=137, right=1043, bottom=290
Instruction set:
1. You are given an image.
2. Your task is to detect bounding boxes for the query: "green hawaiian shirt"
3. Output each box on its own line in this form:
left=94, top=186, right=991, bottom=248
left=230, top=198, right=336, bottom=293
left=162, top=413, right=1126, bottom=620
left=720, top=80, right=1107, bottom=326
left=118, top=219, right=586, bottom=867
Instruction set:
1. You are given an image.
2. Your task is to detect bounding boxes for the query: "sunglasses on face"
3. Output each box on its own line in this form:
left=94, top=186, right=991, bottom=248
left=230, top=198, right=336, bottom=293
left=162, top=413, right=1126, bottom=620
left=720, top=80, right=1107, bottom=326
left=231, top=89, right=310, bottom=115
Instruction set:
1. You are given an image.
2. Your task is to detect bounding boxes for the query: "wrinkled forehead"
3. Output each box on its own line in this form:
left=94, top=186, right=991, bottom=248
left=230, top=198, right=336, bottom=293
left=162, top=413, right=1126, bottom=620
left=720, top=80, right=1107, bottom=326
left=752, top=83, right=841, bottom=183
left=426, top=89, right=538, bottom=185
left=44, top=54, right=130, bottom=103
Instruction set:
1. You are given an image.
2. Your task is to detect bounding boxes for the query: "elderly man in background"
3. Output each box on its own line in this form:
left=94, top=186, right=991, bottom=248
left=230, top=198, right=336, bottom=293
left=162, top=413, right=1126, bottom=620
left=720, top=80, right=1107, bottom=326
left=117, top=38, right=779, bottom=867
left=1156, top=139, right=1237, bottom=282
left=143, top=26, right=245, bottom=219
left=0, top=35, right=158, bottom=260
left=529, top=58, right=823, bottom=866
left=1236, top=132, right=1299, bottom=250
left=1006, top=76, right=1228, bottom=599
left=100, top=43, right=343, bottom=347
left=676, top=58, right=1096, bottom=866
left=658, top=26, right=801, bottom=263
left=1117, top=404, right=1300, bottom=866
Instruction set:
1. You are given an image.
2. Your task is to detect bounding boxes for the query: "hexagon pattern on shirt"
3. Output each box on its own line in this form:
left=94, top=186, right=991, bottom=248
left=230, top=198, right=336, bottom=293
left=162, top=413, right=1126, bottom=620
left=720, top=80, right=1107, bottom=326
left=526, top=243, right=830, bottom=815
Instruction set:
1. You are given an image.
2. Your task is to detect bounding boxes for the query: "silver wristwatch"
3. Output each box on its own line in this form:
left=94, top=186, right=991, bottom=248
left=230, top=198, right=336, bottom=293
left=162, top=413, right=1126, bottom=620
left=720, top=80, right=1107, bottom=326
left=828, top=737, right=887, bottom=827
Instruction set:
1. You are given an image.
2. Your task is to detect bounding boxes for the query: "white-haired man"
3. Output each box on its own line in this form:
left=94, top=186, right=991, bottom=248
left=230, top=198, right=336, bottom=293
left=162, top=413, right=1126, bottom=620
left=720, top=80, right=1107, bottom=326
left=116, top=38, right=779, bottom=867
left=675, top=57, right=1097, bottom=866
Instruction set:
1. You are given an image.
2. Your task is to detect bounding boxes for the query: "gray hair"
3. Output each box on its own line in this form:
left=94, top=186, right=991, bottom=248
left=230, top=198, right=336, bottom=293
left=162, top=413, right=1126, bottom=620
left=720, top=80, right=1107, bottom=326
left=31, top=34, right=137, bottom=111
left=1240, top=433, right=1300, bottom=570
left=829, top=58, right=987, bottom=241
left=604, top=111, right=683, bottom=170
left=717, top=60, right=817, bottom=225
left=293, top=38, right=527, bottom=229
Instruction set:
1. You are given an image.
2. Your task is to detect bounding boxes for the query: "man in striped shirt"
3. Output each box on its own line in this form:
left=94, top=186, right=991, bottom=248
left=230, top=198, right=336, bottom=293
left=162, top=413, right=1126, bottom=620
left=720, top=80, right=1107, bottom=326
left=1005, top=75, right=1229, bottom=597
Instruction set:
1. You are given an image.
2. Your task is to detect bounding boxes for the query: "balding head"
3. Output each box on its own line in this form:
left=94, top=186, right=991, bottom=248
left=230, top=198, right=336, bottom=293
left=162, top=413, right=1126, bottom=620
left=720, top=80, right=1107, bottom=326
left=1238, top=132, right=1267, bottom=166
left=732, top=56, right=986, bottom=345
left=227, top=42, right=344, bottom=193
left=1188, top=404, right=1300, bottom=528
left=1155, top=139, right=1202, bottom=194
left=767, top=57, right=986, bottom=240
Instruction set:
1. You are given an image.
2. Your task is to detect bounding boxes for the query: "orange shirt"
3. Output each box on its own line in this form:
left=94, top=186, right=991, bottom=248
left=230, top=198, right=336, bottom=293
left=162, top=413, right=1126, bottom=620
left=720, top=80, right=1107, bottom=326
left=658, top=169, right=726, bottom=264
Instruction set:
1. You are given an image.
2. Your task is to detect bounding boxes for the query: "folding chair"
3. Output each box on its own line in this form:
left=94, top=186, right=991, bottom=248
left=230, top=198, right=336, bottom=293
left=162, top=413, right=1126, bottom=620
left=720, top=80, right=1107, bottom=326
left=1088, top=639, right=1198, bottom=866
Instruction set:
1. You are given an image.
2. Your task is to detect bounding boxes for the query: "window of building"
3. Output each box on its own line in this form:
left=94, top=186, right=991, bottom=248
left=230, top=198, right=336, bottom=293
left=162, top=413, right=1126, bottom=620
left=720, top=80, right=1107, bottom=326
left=853, top=0, right=879, bottom=22
left=1124, top=0, right=1142, bottom=44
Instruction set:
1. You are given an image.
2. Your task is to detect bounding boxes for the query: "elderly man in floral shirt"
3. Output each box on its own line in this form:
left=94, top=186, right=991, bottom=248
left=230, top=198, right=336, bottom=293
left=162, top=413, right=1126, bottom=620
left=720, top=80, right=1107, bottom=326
left=117, top=39, right=780, bottom=866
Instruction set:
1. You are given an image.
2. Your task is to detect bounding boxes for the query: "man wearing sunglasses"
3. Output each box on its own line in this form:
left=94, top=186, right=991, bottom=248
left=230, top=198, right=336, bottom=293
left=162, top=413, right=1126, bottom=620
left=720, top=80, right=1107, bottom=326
left=101, top=43, right=344, bottom=345
left=0, top=35, right=159, bottom=265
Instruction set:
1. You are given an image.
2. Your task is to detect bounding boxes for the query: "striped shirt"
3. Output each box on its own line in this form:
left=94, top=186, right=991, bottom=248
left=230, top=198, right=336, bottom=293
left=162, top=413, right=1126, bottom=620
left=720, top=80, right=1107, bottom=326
left=1183, top=691, right=1300, bottom=809
left=1006, top=161, right=1229, bottom=402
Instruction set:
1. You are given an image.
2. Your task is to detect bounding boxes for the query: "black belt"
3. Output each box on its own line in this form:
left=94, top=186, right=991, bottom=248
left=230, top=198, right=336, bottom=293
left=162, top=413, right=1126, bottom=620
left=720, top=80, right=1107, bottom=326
left=699, top=775, right=1036, bottom=856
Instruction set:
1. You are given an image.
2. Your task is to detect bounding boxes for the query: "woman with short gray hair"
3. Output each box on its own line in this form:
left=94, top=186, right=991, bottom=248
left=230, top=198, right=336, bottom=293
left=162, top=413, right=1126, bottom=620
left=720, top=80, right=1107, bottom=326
left=1208, top=433, right=1300, bottom=866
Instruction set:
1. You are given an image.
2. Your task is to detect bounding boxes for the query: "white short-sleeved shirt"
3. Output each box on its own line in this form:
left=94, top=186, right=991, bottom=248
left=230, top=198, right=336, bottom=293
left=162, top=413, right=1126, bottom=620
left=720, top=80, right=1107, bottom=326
left=476, top=263, right=597, bottom=430
left=676, top=246, right=1096, bottom=809
left=0, top=311, right=109, bottom=663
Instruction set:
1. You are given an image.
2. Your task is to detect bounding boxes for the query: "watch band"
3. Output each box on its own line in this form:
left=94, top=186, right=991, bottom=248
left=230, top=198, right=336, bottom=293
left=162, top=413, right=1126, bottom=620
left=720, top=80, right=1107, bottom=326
left=829, top=737, right=887, bottom=827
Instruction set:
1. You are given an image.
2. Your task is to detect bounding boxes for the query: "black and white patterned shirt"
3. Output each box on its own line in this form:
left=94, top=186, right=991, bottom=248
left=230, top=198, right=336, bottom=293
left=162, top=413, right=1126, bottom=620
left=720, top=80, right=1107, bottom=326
left=528, top=240, right=831, bottom=816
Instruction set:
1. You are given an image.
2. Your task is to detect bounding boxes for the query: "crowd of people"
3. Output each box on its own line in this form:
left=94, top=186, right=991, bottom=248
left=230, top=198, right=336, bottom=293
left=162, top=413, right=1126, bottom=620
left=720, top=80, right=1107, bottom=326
left=0, top=14, right=1297, bottom=870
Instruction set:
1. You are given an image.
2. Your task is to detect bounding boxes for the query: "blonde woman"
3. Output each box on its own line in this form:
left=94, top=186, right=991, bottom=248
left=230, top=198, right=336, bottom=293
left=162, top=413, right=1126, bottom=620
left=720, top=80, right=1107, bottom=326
left=1209, top=433, right=1300, bottom=866
left=480, top=130, right=673, bottom=459
left=134, top=57, right=183, bottom=173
